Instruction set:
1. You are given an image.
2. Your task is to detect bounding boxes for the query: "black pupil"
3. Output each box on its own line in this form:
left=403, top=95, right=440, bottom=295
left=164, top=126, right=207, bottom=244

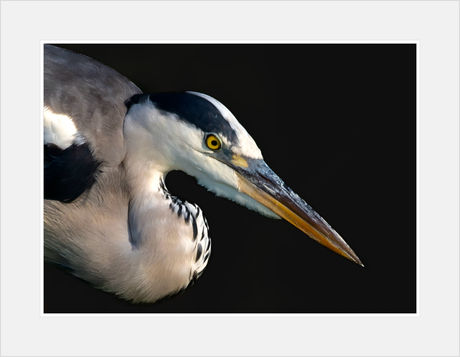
left=211, top=140, right=218, bottom=147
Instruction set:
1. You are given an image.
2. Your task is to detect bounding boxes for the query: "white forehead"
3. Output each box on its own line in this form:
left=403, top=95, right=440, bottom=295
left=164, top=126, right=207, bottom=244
left=187, top=91, right=263, bottom=159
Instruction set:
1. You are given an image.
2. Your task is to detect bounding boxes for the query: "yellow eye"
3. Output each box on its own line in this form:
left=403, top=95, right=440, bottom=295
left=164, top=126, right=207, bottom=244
left=206, top=134, right=222, bottom=150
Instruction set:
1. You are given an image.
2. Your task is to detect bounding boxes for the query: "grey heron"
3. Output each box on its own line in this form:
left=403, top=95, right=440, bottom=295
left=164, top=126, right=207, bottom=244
left=44, top=44, right=363, bottom=304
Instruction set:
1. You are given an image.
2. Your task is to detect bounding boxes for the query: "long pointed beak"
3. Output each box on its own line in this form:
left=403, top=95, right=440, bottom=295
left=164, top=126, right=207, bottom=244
left=232, top=158, right=363, bottom=266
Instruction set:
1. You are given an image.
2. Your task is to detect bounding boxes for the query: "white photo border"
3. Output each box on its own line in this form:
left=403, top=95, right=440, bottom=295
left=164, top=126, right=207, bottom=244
left=1, top=1, right=458, bottom=356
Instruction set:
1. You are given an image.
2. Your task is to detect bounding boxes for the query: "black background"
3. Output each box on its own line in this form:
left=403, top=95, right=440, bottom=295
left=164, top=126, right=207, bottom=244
left=44, top=44, right=416, bottom=313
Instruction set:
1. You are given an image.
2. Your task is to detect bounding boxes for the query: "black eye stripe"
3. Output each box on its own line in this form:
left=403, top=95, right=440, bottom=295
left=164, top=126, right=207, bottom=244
left=141, top=92, right=238, bottom=144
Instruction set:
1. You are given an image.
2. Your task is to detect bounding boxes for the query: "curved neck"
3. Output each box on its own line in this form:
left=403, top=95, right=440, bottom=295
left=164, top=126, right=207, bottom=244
left=121, top=149, right=168, bottom=246
left=114, top=162, right=194, bottom=302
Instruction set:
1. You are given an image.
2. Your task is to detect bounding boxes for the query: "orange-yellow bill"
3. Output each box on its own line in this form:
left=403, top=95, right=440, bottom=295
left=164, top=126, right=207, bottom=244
left=232, top=158, right=363, bottom=266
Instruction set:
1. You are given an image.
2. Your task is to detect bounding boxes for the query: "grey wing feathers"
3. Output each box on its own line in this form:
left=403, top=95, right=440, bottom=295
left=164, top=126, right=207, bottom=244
left=44, top=45, right=142, bottom=166
left=44, top=45, right=142, bottom=202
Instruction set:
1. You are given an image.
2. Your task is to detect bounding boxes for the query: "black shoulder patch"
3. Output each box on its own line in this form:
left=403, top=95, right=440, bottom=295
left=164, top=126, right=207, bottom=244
left=147, top=92, right=238, bottom=144
left=44, top=142, right=101, bottom=203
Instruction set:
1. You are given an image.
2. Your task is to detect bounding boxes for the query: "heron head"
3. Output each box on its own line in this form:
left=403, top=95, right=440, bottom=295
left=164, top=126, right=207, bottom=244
left=124, top=91, right=362, bottom=265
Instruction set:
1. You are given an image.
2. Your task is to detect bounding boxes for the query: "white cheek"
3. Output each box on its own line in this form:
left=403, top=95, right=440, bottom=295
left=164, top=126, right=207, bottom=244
left=201, top=156, right=238, bottom=186
left=190, top=157, right=279, bottom=219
